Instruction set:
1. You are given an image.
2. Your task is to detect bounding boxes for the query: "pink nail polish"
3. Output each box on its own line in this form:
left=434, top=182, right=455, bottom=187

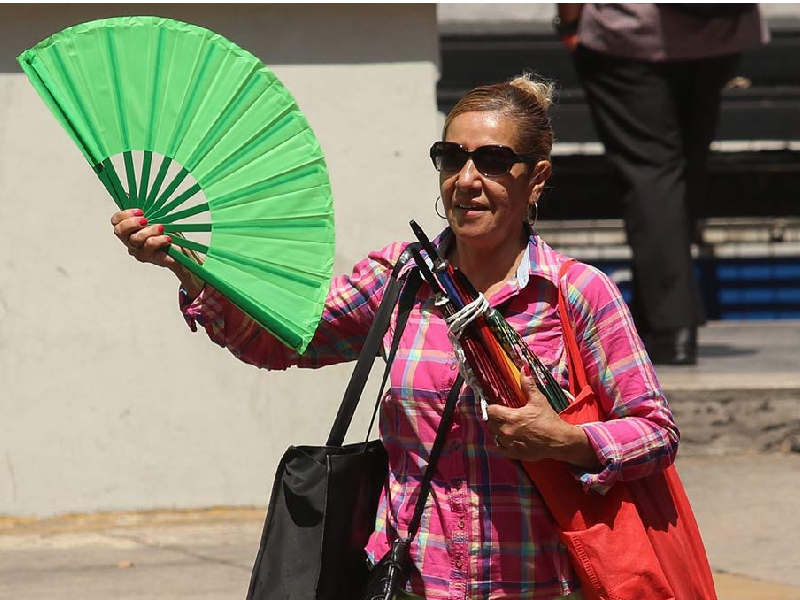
left=138, top=217, right=148, bottom=226
left=166, top=236, right=172, bottom=244
left=132, top=209, right=144, bottom=217
left=157, top=224, right=165, bottom=234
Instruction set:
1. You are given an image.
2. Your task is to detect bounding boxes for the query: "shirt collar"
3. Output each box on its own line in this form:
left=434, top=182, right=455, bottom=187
left=431, top=224, right=563, bottom=291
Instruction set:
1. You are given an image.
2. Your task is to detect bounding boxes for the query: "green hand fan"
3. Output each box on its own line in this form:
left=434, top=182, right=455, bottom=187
left=18, top=16, right=335, bottom=353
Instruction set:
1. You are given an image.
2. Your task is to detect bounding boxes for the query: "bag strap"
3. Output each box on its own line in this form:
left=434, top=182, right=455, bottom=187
left=557, top=259, right=588, bottom=398
left=364, top=268, right=423, bottom=442
left=375, top=376, right=463, bottom=589
left=378, top=377, right=463, bottom=585
left=406, top=374, right=464, bottom=544
left=326, top=242, right=421, bottom=447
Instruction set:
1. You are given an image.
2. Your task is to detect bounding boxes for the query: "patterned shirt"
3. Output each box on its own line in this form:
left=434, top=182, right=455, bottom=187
left=181, top=228, right=679, bottom=600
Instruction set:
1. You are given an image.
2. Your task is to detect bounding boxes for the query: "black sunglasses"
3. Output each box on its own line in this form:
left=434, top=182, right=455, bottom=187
left=429, top=141, right=539, bottom=177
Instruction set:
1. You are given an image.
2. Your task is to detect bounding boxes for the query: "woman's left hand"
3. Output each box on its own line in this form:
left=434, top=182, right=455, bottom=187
left=485, top=365, right=600, bottom=468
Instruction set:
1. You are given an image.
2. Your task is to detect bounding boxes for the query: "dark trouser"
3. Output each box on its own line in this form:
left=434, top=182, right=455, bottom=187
left=574, top=46, right=740, bottom=332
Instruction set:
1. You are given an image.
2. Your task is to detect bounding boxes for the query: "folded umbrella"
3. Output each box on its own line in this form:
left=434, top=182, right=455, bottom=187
left=409, top=220, right=568, bottom=416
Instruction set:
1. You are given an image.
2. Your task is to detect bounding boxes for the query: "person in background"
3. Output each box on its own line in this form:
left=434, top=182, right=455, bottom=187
left=554, top=3, right=769, bottom=364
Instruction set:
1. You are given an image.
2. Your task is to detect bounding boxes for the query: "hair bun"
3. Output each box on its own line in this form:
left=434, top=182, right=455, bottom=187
left=444, top=72, right=555, bottom=160
left=509, top=73, right=554, bottom=111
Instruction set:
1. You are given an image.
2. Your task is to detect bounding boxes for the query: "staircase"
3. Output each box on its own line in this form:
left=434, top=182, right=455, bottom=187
left=438, top=21, right=800, bottom=322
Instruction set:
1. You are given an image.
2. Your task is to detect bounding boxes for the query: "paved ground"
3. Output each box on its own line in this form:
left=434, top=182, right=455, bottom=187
left=660, top=321, right=800, bottom=457
left=0, top=508, right=261, bottom=600
left=680, top=454, right=800, bottom=596
left=657, top=320, right=800, bottom=393
left=2, top=453, right=798, bottom=600
left=1, top=320, right=799, bottom=599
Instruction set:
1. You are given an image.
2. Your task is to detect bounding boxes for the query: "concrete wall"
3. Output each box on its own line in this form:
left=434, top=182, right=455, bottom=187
left=0, top=4, right=441, bottom=517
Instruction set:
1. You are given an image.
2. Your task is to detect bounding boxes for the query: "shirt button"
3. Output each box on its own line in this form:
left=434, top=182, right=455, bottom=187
left=455, top=559, right=463, bottom=569
left=458, top=520, right=465, bottom=529
left=449, top=362, right=457, bottom=371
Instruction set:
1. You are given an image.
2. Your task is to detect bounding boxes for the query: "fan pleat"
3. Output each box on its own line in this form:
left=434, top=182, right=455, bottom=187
left=47, top=45, right=107, bottom=163
left=212, top=236, right=333, bottom=281
left=85, top=29, right=127, bottom=158
left=105, top=29, right=130, bottom=150
left=212, top=218, right=332, bottom=234
left=213, top=194, right=332, bottom=220
left=196, top=103, right=297, bottom=186
left=209, top=248, right=321, bottom=288
left=212, top=129, right=321, bottom=197
left=145, top=28, right=166, bottom=149
left=168, top=46, right=218, bottom=160
left=184, top=69, right=270, bottom=169
left=168, top=248, right=305, bottom=351
left=209, top=263, right=330, bottom=344
left=209, top=161, right=327, bottom=210
left=179, top=57, right=275, bottom=171
left=208, top=252, right=327, bottom=343
left=16, top=53, right=92, bottom=161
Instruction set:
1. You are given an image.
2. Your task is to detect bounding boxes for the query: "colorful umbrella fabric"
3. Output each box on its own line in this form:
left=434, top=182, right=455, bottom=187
left=409, top=220, right=569, bottom=416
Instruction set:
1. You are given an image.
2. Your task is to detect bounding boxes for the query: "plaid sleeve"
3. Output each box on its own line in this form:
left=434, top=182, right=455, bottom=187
left=561, top=263, right=680, bottom=494
left=180, top=241, right=409, bottom=370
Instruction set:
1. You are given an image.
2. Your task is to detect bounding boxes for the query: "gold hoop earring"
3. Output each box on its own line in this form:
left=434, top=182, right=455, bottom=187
left=528, top=202, right=539, bottom=228
left=435, top=196, right=447, bottom=220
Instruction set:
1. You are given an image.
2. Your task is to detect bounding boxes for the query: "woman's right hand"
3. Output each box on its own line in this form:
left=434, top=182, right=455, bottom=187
left=111, top=209, right=207, bottom=299
left=111, top=209, right=175, bottom=269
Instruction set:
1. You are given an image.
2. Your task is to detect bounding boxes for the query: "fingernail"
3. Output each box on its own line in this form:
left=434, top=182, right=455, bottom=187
left=132, top=209, right=144, bottom=217
left=522, top=363, right=531, bottom=377
left=157, top=224, right=165, bottom=234
left=166, top=235, right=172, bottom=243
left=138, top=217, right=148, bottom=226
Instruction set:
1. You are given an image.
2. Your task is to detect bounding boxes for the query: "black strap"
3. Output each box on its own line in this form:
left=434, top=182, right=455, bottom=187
left=325, top=240, right=464, bottom=549
left=406, top=374, right=463, bottom=544
left=326, top=243, right=421, bottom=447
left=365, top=269, right=422, bottom=442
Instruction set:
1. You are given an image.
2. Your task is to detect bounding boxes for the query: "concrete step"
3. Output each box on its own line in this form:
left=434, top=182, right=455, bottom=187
left=538, top=220, right=800, bottom=320
left=537, top=217, right=800, bottom=252
left=655, top=321, right=800, bottom=456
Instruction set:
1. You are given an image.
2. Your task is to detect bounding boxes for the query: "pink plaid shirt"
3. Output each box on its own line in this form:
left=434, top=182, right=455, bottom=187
left=181, top=228, right=679, bottom=599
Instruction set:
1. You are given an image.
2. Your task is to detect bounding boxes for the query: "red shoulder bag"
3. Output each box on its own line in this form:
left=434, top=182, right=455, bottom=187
left=516, top=261, right=717, bottom=600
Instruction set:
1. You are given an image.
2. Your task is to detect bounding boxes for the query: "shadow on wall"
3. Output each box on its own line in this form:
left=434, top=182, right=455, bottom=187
left=0, top=3, right=437, bottom=72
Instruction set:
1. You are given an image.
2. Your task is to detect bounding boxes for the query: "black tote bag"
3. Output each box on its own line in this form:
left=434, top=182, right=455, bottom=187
left=246, top=244, right=421, bottom=600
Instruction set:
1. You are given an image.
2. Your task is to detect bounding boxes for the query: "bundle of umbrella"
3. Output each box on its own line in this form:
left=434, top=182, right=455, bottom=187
left=409, top=221, right=569, bottom=417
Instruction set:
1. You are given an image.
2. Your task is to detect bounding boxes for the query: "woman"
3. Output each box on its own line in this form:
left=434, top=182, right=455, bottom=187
left=111, top=74, right=679, bottom=599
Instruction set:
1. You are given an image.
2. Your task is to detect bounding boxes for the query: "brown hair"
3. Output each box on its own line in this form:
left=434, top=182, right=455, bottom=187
left=443, top=72, right=554, bottom=159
